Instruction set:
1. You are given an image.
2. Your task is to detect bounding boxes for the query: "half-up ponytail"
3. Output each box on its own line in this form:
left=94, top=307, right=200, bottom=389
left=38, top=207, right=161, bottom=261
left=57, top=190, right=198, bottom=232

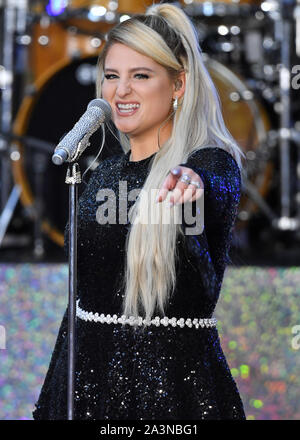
left=96, top=3, right=244, bottom=326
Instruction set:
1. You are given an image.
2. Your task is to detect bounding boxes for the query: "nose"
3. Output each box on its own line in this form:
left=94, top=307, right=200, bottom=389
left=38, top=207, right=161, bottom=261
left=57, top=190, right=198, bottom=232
left=116, top=78, right=132, bottom=97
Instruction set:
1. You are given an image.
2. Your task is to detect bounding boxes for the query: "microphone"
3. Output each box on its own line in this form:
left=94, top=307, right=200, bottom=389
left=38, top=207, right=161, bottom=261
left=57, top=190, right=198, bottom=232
left=52, top=98, right=112, bottom=166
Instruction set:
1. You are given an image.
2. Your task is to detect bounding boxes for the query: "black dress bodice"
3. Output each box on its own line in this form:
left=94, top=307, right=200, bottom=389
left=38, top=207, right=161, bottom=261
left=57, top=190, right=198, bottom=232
left=32, top=147, right=246, bottom=420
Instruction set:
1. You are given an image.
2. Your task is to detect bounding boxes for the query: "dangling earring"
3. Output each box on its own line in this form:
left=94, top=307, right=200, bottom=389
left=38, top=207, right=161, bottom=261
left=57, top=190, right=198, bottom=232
left=173, top=96, right=178, bottom=112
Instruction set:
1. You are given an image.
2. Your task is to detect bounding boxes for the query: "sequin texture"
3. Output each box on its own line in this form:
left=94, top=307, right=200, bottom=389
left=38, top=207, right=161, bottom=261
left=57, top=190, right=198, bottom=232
left=32, top=147, right=246, bottom=420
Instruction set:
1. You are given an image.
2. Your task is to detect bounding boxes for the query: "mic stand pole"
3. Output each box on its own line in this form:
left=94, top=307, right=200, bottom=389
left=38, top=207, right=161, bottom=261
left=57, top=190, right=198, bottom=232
left=65, top=162, right=81, bottom=420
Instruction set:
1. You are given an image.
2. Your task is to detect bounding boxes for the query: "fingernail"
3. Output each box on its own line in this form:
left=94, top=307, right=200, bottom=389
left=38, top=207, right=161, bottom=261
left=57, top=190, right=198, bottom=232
left=171, top=168, right=180, bottom=175
left=168, top=201, right=174, bottom=208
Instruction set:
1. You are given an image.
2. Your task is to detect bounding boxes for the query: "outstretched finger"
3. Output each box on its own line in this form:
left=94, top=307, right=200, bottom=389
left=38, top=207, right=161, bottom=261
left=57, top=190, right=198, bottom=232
left=156, top=167, right=182, bottom=203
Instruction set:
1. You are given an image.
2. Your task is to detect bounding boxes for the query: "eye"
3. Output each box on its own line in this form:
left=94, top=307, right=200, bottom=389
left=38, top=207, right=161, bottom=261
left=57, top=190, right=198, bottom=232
left=103, top=73, right=149, bottom=80
left=104, top=74, right=118, bottom=80
left=135, top=73, right=149, bottom=79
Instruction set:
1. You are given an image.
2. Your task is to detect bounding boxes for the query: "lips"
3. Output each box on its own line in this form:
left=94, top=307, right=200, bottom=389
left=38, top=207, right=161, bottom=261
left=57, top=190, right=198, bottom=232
left=115, top=102, right=140, bottom=116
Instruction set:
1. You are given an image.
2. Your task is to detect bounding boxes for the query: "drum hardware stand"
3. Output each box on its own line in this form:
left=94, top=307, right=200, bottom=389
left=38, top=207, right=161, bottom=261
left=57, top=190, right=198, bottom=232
left=271, top=127, right=300, bottom=231
left=32, top=150, right=48, bottom=258
left=0, top=0, right=17, bottom=215
left=0, top=0, right=29, bottom=208
left=294, top=0, right=300, bottom=56
left=0, top=183, right=22, bottom=246
left=0, top=0, right=37, bottom=250
left=240, top=173, right=278, bottom=224
left=277, top=0, right=293, bottom=223
left=256, top=0, right=300, bottom=232
left=0, top=130, right=56, bottom=254
left=239, top=126, right=300, bottom=230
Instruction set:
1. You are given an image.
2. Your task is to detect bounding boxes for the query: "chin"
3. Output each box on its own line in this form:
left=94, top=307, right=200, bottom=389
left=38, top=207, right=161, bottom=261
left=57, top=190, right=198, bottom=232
left=116, top=124, right=137, bottom=136
left=116, top=127, right=133, bottom=136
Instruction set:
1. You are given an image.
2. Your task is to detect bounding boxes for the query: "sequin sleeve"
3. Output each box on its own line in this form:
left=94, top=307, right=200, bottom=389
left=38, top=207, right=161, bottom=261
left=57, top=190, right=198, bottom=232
left=178, top=147, right=241, bottom=227
left=178, top=147, right=242, bottom=285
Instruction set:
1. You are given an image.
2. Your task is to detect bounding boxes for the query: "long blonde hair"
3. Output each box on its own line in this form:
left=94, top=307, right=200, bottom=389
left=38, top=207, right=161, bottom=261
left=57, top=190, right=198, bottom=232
left=96, top=3, right=244, bottom=326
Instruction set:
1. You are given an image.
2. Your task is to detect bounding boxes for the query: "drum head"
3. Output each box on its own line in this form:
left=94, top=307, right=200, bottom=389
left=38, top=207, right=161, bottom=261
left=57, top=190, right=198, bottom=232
left=206, top=57, right=273, bottom=219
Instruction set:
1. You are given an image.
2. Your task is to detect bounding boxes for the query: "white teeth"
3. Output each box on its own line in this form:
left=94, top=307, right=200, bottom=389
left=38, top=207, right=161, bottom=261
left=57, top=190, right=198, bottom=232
left=117, top=103, right=140, bottom=110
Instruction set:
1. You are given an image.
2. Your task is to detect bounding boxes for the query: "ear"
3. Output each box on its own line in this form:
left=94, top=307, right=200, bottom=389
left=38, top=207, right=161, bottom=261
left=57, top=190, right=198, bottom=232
left=173, top=70, right=186, bottom=100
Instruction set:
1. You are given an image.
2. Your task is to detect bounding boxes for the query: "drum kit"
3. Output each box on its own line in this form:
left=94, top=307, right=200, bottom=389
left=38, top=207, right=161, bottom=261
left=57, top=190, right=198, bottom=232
left=0, top=0, right=300, bottom=258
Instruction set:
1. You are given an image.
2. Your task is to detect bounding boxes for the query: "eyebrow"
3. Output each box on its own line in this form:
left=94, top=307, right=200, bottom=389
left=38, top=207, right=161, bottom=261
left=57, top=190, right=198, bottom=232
left=104, top=67, right=155, bottom=73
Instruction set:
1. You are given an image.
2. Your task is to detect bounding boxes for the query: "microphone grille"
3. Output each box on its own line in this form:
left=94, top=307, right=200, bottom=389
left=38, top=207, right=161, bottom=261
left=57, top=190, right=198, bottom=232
left=87, top=98, right=112, bottom=120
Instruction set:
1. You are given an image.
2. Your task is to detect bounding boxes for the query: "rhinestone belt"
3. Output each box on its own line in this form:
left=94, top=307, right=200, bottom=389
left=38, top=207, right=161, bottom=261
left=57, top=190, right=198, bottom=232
left=76, top=300, right=217, bottom=329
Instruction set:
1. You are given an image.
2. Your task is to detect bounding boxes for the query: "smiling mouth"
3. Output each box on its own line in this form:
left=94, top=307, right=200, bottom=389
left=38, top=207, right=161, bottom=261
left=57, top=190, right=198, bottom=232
left=116, top=103, right=140, bottom=115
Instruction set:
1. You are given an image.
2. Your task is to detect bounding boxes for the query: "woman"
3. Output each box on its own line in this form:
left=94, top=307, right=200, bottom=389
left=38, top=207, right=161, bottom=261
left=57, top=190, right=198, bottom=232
left=33, top=3, right=246, bottom=420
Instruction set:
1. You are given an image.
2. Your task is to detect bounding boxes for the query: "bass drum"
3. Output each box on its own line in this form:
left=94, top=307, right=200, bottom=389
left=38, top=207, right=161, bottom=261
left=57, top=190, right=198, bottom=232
left=206, top=57, right=273, bottom=222
left=12, top=55, right=272, bottom=247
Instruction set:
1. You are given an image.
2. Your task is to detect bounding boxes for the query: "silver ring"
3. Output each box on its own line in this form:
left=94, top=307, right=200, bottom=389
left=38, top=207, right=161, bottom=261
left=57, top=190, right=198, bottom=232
left=190, top=180, right=202, bottom=189
left=179, top=173, right=191, bottom=185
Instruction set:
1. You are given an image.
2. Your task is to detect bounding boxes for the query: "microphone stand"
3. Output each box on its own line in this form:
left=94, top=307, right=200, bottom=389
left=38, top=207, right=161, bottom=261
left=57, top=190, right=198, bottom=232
left=65, top=162, right=82, bottom=420
left=51, top=103, right=111, bottom=419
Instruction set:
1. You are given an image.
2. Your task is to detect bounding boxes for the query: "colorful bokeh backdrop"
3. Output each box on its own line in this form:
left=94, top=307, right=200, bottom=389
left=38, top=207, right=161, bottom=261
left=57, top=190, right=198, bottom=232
left=0, top=264, right=299, bottom=420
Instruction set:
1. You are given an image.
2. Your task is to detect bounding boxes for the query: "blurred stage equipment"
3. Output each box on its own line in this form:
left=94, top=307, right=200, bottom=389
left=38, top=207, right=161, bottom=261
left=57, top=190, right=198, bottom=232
left=181, top=0, right=300, bottom=238
left=0, top=0, right=299, bottom=256
left=0, top=1, right=29, bottom=248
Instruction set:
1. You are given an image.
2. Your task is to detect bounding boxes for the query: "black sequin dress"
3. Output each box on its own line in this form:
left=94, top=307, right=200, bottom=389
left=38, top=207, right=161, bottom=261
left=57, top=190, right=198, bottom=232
left=32, top=146, right=246, bottom=420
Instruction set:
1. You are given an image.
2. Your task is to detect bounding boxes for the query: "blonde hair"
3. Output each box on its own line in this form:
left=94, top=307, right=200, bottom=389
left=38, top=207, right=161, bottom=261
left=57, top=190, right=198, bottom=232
left=96, top=3, right=244, bottom=326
